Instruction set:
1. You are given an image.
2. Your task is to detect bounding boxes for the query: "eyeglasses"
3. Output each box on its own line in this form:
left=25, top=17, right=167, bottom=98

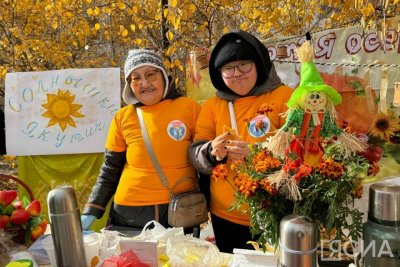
left=220, top=60, right=253, bottom=78
left=129, top=69, right=160, bottom=86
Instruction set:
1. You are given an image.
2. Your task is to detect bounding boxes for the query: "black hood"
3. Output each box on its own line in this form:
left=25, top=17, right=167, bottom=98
left=209, top=29, right=283, bottom=101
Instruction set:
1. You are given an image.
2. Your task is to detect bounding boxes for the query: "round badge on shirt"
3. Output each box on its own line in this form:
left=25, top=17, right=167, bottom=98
left=167, top=120, right=187, bottom=141
left=248, top=115, right=270, bottom=138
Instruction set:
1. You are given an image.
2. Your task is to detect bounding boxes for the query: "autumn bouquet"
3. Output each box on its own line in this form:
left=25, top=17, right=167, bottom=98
left=212, top=138, right=378, bottom=250
left=0, top=189, right=47, bottom=245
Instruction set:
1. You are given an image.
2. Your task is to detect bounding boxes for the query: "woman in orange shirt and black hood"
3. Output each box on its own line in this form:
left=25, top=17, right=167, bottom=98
left=190, top=29, right=293, bottom=253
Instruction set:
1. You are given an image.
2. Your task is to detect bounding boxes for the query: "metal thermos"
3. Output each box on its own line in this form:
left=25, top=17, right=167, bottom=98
left=280, top=214, right=317, bottom=267
left=47, top=186, right=87, bottom=267
left=363, top=181, right=400, bottom=267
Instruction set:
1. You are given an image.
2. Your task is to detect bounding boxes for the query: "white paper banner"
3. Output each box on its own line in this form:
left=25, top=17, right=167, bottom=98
left=5, top=68, right=121, bottom=156
left=265, top=21, right=400, bottom=92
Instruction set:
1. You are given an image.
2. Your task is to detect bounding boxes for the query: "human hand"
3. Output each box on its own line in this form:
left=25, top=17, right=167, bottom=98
left=81, top=214, right=96, bottom=230
left=225, top=140, right=250, bottom=161
left=211, top=132, right=231, bottom=161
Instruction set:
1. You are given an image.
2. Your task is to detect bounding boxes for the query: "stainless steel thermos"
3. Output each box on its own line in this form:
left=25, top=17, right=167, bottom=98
left=363, top=181, right=400, bottom=267
left=280, top=214, right=317, bottom=267
left=47, top=186, right=87, bottom=267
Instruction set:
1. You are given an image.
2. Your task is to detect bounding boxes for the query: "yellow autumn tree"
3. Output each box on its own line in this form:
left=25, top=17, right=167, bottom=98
left=238, top=0, right=400, bottom=39
left=1, top=0, right=400, bottom=96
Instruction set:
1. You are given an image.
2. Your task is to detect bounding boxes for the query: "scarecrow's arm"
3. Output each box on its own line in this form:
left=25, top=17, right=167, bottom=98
left=281, top=108, right=304, bottom=135
left=321, top=113, right=343, bottom=138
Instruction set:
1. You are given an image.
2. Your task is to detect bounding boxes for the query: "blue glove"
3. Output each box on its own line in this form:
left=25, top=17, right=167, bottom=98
left=81, top=214, right=96, bottom=230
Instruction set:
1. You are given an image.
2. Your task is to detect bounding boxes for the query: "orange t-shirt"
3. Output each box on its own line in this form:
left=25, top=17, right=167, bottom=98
left=194, top=85, right=293, bottom=225
left=107, top=97, right=201, bottom=206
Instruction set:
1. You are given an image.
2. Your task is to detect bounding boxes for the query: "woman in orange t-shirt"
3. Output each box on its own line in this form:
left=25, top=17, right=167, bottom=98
left=82, top=49, right=201, bottom=231
left=190, top=30, right=293, bottom=253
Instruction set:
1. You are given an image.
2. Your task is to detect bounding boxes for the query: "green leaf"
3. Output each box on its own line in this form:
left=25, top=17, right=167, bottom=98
left=29, top=216, right=42, bottom=228
left=22, top=196, right=31, bottom=207
left=2, top=204, right=14, bottom=215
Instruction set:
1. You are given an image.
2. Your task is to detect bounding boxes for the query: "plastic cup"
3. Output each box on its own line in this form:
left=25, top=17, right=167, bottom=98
left=83, top=232, right=101, bottom=265
left=42, top=232, right=101, bottom=267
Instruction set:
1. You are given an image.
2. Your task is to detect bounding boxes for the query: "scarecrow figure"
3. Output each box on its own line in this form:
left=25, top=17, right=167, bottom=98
left=266, top=40, right=367, bottom=200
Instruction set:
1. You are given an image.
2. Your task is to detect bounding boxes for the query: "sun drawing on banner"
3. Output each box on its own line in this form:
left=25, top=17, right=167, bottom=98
left=41, top=89, right=85, bottom=131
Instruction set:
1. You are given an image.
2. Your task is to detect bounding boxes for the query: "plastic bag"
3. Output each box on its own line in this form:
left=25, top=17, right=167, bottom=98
left=132, top=221, right=184, bottom=243
left=129, top=220, right=185, bottom=266
left=0, top=230, right=38, bottom=267
left=166, top=235, right=221, bottom=267
left=98, top=230, right=120, bottom=263
left=198, top=222, right=215, bottom=244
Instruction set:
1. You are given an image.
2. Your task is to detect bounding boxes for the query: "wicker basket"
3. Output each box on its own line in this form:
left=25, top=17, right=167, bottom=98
left=0, top=174, right=35, bottom=244
left=0, top=174, right=34, bottom=201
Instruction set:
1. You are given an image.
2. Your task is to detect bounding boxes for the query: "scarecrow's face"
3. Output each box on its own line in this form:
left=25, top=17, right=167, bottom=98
left=299, top=91, right=327, bottom=111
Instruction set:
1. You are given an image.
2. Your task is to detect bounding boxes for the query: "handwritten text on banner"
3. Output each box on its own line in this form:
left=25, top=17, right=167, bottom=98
left=5, top=68, right=121, bottom=156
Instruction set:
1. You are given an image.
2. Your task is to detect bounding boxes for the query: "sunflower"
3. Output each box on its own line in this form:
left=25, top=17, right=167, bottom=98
left=369, top=112, right=400, bottom=141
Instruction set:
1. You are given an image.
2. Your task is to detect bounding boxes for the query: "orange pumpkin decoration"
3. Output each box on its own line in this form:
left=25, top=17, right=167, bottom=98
left=320, top=67, right=378, bottom=133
